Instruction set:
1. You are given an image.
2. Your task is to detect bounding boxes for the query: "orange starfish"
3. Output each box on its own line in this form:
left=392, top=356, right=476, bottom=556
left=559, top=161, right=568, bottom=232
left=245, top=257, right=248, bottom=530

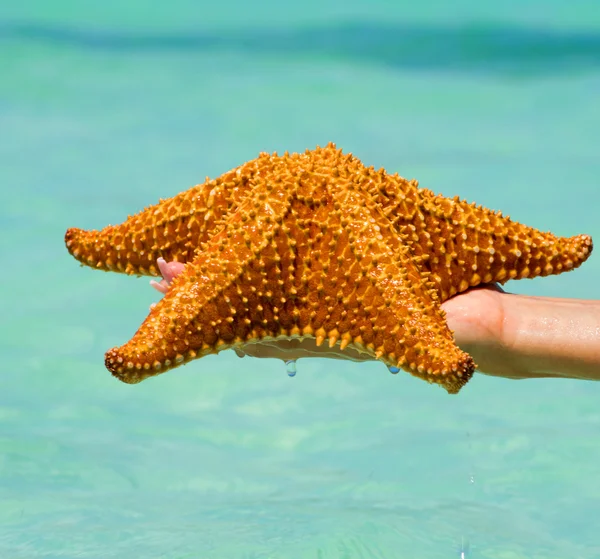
left=65, top=144, right=593, bottom=393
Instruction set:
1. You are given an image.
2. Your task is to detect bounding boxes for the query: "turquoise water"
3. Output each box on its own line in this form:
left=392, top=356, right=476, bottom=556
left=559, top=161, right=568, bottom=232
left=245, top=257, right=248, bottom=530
left=2, top=1, right=600, bottom=557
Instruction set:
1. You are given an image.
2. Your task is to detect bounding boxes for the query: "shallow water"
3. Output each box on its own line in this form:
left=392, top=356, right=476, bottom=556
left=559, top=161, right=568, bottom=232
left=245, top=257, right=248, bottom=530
left=2, top=1, right=600, bottom=557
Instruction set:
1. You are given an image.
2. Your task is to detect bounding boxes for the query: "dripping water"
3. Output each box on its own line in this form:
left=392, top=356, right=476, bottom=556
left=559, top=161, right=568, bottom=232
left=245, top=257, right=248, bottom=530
left=285, top=360, right=297, bottom=377
left=457, top=432, right=476, bottom=558
left=457, top=536, right=470, bottom=558
left=388, top=363, right=476, bottom=556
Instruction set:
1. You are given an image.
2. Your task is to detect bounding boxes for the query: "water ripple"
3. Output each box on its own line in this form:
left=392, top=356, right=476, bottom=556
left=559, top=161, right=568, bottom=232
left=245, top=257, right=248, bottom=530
left=2, top=21, right=600, bottom=75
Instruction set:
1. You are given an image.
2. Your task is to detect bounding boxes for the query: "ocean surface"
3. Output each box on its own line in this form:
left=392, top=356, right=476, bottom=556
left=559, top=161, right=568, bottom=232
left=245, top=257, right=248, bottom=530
left=2, top=1, right=600, bottom=557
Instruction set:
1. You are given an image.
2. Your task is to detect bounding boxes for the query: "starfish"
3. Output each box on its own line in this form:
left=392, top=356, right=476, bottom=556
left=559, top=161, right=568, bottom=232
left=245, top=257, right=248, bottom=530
left=64, top=144, right=593, bottom=394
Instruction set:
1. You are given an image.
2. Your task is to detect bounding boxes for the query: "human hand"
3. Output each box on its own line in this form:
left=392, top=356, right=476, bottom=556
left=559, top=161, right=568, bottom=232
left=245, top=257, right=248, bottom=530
left=148, top=259, right=507, bottom=368
left=149, top=258, right=600, bottom=381
left=231, top=285, right=509, bottom=366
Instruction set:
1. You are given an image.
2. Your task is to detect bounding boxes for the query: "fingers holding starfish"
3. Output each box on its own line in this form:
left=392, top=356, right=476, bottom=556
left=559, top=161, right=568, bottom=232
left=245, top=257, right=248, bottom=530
left=150, top=258, right=186, bottom=294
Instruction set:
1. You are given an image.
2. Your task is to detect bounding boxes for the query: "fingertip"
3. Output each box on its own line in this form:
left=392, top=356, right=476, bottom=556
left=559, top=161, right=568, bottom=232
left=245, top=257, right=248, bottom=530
left=156, top=257, right=169, bottom=279
left=150, top=279, right=167, bottom=294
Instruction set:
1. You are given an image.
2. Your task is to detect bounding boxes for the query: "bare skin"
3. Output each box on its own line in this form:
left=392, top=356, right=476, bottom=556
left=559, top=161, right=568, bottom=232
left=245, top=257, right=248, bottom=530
left=150, top=258, right=600, bottom=381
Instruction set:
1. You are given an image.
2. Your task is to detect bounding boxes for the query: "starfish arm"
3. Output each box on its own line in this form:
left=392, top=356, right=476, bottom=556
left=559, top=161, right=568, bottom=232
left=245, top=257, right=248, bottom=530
left=375, top=177, right=593, bottom=301
left=104, top=173, right=295, bottom=383
left=64, top=161, right=260, bottom=276
left=421, top=193, right=593, bottom=300
left=332, top=186, right=474, bottom=393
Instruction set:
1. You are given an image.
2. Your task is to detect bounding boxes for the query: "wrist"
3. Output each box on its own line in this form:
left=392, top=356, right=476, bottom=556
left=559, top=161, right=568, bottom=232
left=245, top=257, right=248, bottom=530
left=498, top=294, right=600, bottom=380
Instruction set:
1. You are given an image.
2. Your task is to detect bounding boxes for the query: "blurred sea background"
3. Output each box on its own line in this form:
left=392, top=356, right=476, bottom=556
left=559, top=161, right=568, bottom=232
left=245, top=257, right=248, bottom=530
left=2, top=1, right=600, bottom=557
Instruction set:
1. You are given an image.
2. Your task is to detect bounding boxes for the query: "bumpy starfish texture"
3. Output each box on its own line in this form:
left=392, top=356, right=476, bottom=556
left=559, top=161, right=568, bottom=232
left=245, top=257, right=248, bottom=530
left=65, top=144, right=593, bottom=394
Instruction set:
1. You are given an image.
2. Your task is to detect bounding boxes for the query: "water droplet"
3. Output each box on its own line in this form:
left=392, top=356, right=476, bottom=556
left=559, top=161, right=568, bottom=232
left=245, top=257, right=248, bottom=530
left=285, top=360, right=297, bottom=377
left=388, top=366, right=400, bottom=374
left=457, top=537, right=470, bottom=558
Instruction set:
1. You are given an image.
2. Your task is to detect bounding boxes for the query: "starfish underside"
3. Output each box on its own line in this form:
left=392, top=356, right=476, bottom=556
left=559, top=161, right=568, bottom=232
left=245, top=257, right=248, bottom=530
left=65, top=144, right=593, bottom=394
